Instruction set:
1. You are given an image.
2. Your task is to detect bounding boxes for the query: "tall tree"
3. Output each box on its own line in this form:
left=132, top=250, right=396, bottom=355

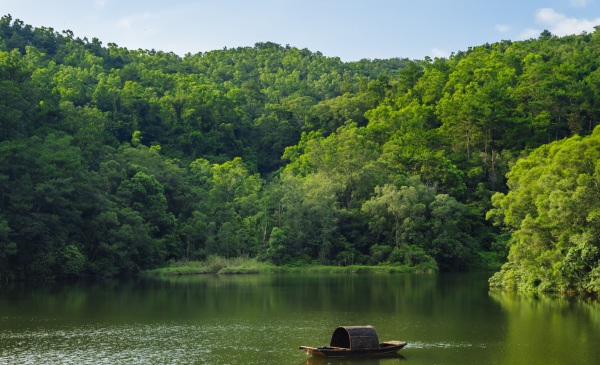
left=488, top=127, right=600, bottom=294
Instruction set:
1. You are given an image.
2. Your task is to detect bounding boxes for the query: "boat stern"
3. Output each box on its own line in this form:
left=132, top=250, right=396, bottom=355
left=299, top=346, right=316, bottom=356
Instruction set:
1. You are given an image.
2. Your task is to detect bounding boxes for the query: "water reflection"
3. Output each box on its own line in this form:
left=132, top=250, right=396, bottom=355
left=0, top=274, right=598, bottom=365
left=489, top=290, right=600, bottom=365
left=301, top=353, right=406, bottom=365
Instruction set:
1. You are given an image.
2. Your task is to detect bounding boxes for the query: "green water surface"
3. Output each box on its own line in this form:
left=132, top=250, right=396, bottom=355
left=0, top=273, right=598, bottom=364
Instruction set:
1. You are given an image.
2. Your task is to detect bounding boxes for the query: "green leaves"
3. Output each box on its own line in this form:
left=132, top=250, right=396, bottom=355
left=360, top=180, right=476, bottom=270
left=489, top=127, right=600, bottom=294
left=362, top=183, right=427, bottom=249
left=5, top=16, right=600, bottom=285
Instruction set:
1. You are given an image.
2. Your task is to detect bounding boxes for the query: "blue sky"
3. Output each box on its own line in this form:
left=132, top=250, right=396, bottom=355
left=1, top=0, right=600, bottom=61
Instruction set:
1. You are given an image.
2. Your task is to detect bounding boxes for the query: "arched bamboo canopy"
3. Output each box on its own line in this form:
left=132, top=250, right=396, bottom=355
left=329, top=326, right=380, bottom=350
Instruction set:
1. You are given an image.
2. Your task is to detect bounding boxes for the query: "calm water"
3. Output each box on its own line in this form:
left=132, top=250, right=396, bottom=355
left=0, top=273, right=598, bottom=365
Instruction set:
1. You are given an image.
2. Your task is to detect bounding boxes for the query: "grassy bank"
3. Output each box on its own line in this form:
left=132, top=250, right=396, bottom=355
left=144, top=256, right=437, bottom=276
left=144, top=256, right=282, bottom=276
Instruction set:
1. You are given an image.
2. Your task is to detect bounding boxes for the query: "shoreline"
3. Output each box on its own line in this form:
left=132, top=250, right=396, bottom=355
left=143, top=257, right=444, bottom=277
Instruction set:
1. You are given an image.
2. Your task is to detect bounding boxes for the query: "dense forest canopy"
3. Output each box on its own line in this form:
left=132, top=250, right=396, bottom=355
left=1, top=15, right=599, bottom=295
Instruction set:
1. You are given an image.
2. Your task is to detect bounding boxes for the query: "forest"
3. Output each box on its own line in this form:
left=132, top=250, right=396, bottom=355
left=0, top=15, right=599, bottom=296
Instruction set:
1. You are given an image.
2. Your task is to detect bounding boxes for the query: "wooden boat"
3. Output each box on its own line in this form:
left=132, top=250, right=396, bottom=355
left=299, top=325, right=407, bottom=358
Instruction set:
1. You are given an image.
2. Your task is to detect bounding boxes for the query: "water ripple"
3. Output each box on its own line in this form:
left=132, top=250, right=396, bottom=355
left=0, top=322, right=270, bottom=365
left=406, top=341, right=489, bottom=349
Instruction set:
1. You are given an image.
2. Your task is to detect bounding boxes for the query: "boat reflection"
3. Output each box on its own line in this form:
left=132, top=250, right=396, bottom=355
left=301, top=353, right=406, bottom=365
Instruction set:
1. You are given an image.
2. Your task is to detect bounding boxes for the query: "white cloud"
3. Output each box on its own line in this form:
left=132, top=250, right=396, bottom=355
left=495, top=24, right=511, bottom=33
left=535, top=8, right=600, bottom=35
left=518, top=27, right=543, bottom=40
left=569, top=0, right=590, bottom=7
left=95, top=0, right=108, bottom=7
left=431, top=48, right=449, bottom=58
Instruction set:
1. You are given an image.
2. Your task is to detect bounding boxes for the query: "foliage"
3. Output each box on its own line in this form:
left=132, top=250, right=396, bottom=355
left=2, top=15, right=600, bottom=295
left=488, top=127, right=600, bottom=295
left=145, top=256, right=279, bottom=275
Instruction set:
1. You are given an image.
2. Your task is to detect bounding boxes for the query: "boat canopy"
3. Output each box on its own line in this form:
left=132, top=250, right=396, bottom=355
left=329, top=326, right=380, bottom=350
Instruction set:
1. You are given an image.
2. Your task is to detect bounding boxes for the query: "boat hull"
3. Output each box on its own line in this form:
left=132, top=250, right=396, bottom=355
left=299, top=341, right=407, bottom=358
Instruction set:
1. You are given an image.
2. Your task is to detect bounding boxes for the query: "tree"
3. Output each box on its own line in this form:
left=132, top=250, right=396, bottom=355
left=362, top=182, right=429, bottom=251
left=488, top=127, right=600, bottom=294
left=428, top=194, right=477, bottom=271
left=207, top=157, right=262, bottom=257
left=117, top=171, right=174, bottom=237
left=0, top=216, right=16, bottom=280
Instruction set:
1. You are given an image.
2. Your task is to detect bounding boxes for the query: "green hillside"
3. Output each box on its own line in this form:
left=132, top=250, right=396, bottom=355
left=1, top=15, right=599, bottom=296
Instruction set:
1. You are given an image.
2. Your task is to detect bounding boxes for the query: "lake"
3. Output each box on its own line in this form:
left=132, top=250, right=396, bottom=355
left=0, top=273, right=598, bottom=365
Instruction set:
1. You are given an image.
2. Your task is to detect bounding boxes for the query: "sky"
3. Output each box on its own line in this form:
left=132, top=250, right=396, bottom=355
left=1, top=0, right=600, bottom=61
